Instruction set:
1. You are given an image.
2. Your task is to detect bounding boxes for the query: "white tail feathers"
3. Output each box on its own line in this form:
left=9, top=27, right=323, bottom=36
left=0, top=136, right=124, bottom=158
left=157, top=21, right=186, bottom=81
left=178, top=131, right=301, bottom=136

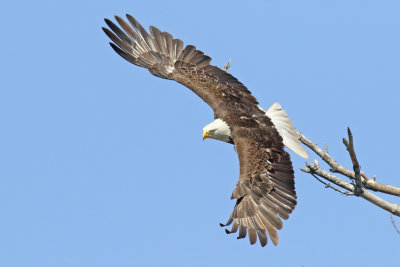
left=265, top=103, right=308, bottom=159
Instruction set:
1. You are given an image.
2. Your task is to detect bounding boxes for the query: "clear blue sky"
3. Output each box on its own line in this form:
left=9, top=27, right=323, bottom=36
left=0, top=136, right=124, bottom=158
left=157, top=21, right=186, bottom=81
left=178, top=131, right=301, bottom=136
left=1, top=1, right=399, bottom=266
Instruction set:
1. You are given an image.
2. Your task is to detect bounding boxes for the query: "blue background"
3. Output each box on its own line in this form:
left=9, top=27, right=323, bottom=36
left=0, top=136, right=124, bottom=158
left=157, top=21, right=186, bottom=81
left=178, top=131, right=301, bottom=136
left=1, top=1, right=399, bottom=266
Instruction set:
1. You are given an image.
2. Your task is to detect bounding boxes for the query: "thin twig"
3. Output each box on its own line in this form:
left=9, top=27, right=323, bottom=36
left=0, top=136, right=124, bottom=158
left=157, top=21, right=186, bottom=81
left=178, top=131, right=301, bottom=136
left=302, top=162, right=356, bottom=193
left=311, top=172, right=353, bottom=196
left=391, top=216, right=400, bottom=235
left=224, top=59, right=231, bottom=73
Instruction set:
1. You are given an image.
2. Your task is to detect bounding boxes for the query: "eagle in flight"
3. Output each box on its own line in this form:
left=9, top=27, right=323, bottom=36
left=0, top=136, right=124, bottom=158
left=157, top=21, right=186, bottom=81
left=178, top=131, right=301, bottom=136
left=103, top=14, right=308, bottom=247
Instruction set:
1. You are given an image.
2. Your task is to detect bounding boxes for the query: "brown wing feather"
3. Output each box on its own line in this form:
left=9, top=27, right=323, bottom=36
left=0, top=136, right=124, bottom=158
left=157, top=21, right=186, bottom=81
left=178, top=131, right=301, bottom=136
left=102, top=14, right=260, bottom=118
left=221, top=124, right=297, bottom=246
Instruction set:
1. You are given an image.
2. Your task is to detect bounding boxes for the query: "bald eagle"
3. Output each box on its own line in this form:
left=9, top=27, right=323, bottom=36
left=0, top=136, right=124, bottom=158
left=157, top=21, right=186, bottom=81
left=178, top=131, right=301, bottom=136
left=103, top=14, right=308, bottom=247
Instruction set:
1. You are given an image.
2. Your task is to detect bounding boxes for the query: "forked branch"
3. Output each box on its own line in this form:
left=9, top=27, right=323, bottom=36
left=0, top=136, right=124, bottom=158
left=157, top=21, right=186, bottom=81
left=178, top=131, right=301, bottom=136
left=300, top=128, right=400, bottom=217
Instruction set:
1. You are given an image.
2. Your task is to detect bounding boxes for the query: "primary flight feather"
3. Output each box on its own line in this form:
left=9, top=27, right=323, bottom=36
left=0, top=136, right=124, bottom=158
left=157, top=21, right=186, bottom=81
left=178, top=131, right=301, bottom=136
left=103, top=14, right=308, bottom=247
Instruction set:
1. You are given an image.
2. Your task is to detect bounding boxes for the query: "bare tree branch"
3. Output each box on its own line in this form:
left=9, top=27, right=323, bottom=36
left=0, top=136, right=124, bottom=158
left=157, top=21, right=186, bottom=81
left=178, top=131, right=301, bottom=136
left=303, top=160, right=400, bottom=216
left=299, top=129, right=400, bottom=217
left=342, top=127, right=363, bottom=195
left=299, top=134, right=400, bottom=196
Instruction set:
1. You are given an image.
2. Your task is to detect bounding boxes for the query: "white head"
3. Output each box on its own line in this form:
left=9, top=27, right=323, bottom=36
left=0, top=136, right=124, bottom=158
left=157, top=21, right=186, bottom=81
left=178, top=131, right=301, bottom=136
left=202, top=118, right=232, bottom=143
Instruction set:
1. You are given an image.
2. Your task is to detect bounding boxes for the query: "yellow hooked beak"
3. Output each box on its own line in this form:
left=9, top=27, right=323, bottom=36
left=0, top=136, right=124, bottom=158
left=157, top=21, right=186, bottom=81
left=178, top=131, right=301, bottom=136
left=203, top=130, right=212, bottom=141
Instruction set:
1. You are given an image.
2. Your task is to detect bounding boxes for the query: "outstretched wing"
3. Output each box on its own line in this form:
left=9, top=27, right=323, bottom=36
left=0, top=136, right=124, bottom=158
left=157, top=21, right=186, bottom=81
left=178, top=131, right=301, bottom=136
left=102, top=14, right=263, bottom=120
left=221, top=120, right=297, bottom=246
left=103, top=15, right=297, bottom=246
